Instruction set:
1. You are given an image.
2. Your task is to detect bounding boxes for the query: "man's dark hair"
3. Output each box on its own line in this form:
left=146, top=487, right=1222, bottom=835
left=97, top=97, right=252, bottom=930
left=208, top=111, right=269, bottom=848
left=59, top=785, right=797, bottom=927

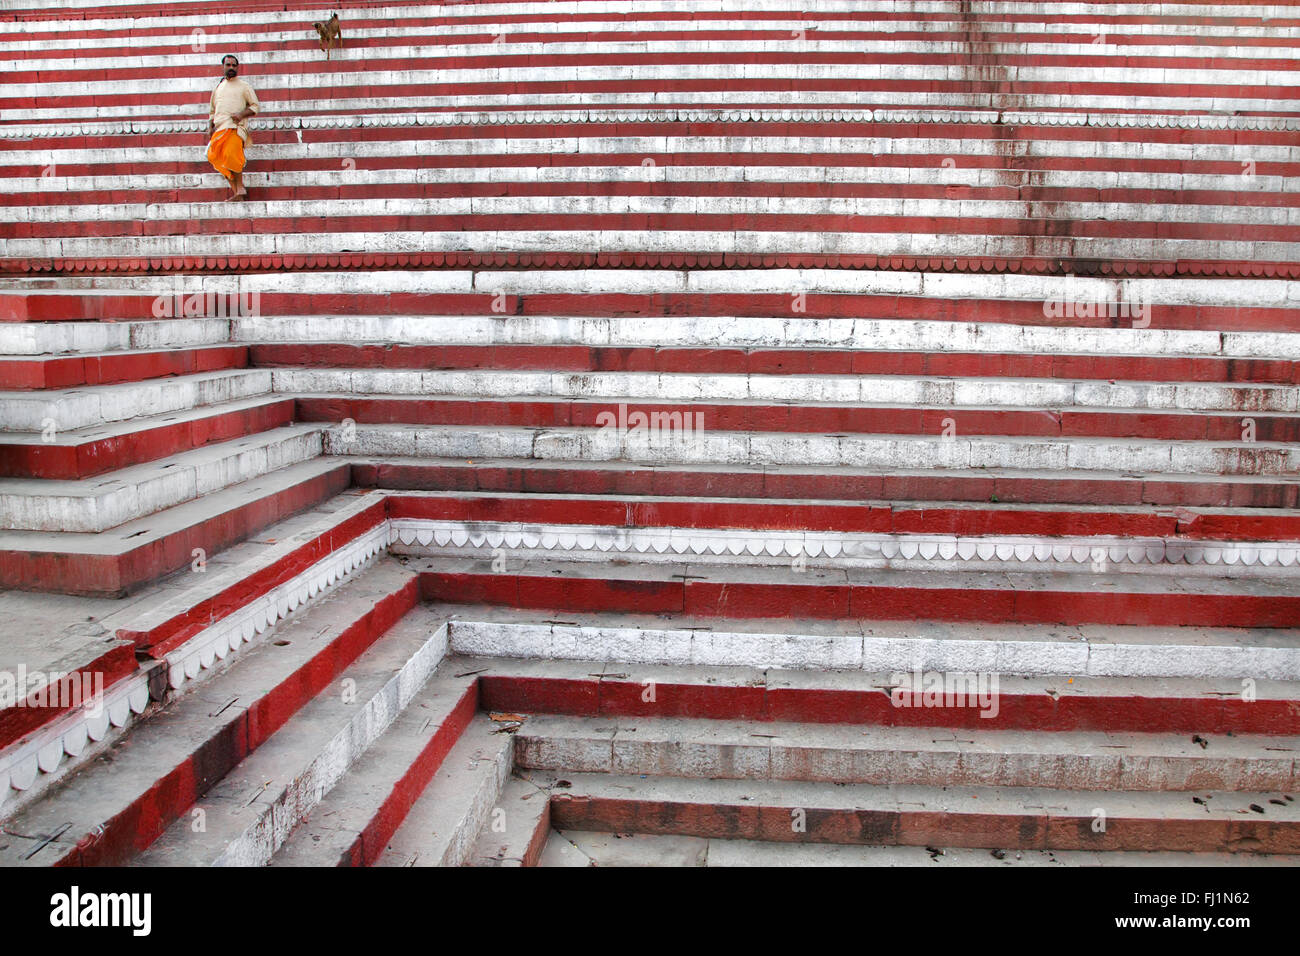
left=221, top=54, right=239, bottom=66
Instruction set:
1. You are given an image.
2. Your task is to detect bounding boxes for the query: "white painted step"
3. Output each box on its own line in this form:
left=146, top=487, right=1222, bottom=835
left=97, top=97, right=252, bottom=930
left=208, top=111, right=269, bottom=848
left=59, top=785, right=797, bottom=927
left=135, top=604, right=449, bottom=866
left=0, top=368, right=271, bottom=432
left=373, top=714, right=513, bottom=867
left=540, top=830, right=1300, bottom=866
left=513, top=715, right=1299, bottom=791
left=236, top=312, right=1300, bottom=363
left=277, top=368, right=1299, bottom=412
left=0, top=559, right=417, bottom=865
left=467, top=775, right=552, bottom=867
left=0, top=424, right=323, bottom=532
left=0, top=318, right=229, bottom=356
left=269, top=648, right=479, bottom=867
left=329, top=423, right=1300, bottom=477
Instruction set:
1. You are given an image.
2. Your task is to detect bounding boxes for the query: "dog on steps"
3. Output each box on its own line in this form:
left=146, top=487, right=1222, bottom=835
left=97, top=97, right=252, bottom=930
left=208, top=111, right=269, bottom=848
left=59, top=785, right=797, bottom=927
left=313, top=13, right=342, bottom=57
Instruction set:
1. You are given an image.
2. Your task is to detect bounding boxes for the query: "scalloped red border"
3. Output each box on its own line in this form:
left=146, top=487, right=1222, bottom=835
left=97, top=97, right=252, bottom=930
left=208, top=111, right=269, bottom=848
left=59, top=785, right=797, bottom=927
left=3, top=253, right=1299, bottom=278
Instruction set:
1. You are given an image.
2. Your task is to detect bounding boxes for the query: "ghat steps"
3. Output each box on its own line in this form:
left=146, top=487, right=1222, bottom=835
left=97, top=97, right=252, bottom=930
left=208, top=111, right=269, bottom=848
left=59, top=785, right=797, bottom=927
left=3, top=0, right=1300, bottom=866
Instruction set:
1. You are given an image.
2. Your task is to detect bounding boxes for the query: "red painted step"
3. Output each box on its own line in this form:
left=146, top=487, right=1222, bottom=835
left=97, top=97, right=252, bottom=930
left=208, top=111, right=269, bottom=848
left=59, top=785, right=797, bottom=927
left=0, top=398, right=295, bottom=480
left=294, top=394, right=1300, bottom=443
left=0, top=345, right=248, bottom=391
left=6, top=290, right=1299, bottom=332
left=415, top=565, right=1300, bottom=630
left=252, top=342, right=1300, bottom=385
left=352, top=460, right=1300, bottom=509
left=0, top=460, right=350, bottom=597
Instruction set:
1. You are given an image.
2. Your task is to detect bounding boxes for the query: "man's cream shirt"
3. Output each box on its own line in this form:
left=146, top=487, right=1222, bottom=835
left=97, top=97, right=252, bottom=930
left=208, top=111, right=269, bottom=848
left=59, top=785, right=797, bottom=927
left=209, top=77, right=260, bottom=146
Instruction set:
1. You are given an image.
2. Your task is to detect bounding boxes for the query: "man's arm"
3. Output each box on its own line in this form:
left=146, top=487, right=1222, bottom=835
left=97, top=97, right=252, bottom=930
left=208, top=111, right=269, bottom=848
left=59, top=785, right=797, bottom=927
left=242, top=84, right=260, bottom=119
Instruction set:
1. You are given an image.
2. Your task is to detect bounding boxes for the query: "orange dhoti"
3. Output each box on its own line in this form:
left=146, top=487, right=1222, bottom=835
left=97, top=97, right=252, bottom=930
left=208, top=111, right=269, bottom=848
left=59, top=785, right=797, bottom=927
left=207, top=128, right=246, bottom=184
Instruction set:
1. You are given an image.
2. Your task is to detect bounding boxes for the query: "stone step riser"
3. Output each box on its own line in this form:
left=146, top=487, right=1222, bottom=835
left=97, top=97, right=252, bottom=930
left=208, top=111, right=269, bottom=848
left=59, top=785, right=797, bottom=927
left=0, top=562, right=419, bottom=866
left=547, top=791, right=1300, bottom=854
left=15, top=194, right=1300, bottom=230
left=475, top=671, right=1300, bottom=737
left=330, top=424, right=1300, bottom=477
left=13, top=165, right=1300, bottom=199
left=426, top=566, right=1300, bottom=634
left=0, top=369, right=271, bottom=432
left=0, top=345, right=247, bottom=391
left=9, top=2, right=1293, bottom=37
left=514, top=732, right=1297, bottom=792
left=0, top=460, right=350, bottom=597
left=0, top=426, right=323, bottom=533
left=357, top=458, right=1300, bottom=509
left=0, top=319, right=229, bottom=355
left=0, top=398, right=295, bottom=480
left=12, top=15, right=1300, bottom=50
left=21, top=35, right=1300, bottom=73
left=300, top=396, right=1300, bottom=444
left=277, top=368, right=1300, bottom=412
left=385, top=490, right=1300, bottom=542
left=252, top=343, right=1300, bottom=385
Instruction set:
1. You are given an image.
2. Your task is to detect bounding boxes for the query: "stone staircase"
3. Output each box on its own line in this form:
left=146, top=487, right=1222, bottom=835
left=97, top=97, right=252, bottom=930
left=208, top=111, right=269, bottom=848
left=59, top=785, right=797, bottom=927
left=1, top=0, right=1299, bottom=866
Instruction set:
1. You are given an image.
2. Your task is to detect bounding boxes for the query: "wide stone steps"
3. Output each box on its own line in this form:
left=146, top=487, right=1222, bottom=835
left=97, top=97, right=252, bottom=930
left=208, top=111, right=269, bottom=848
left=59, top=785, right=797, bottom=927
left=136, top=601, right=450, bottom=865
left=0, top=342, right=246, bottom=390
left=526, top=770, right=1300, bottom=854
left=513, top=714, right=1297, bottom=791
left=0, top=367, right=270, bottom=432
left=330, top=422, right=1300, bottom=478
left=0, top=394, right=294, bottom=479
left=0, top=422, right=323, bottom=532
left=408, top=551, right=1300, bottom=631
left=0, top=456, right=349, bottom=595
left=537, top=831, right=1300, bottom=866
left=355, top=453, right=1300, bottom=509
left=274, top=368, right=1299, bottom=411
left=0, top=557, right=417, bottom=865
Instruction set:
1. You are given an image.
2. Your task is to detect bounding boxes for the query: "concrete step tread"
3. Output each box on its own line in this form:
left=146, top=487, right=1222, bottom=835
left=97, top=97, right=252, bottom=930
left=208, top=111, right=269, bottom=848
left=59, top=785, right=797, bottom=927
left=516, top=713, right=1298, bottom=764
left=0, top=423, right=323, bottom=498
left=373, top=713, right=513, bottom=867
left=268, top=658, right=478, bottom=867
left=0, top=457, right=348, bottom=556
left=136, top=600, right=448, bottom=866
left=0, top=319, right=230, bottom=357
left=0, top=366, right=269, bottom=405
left=340, top=421, right=1300, bottom=451
left=467, top=774, right=551, bottom=866
left=0, top=559, right=416, bottom=866
left=524, top=769, right=1300, bottom=823
left=353, top=453, right=1300, bottom=493
left=541, top=829, right=1300, bottom=866
left=444, top=652, right=1300, bottom=702
left=0, top=394, right=291, bottom=447
left=406, top=551, right=1300, bottom=598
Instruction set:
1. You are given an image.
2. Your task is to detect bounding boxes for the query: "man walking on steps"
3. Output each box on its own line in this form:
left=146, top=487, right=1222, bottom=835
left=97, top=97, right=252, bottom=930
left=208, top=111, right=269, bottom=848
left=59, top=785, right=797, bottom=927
left=207, top=55, right=260, bottom=201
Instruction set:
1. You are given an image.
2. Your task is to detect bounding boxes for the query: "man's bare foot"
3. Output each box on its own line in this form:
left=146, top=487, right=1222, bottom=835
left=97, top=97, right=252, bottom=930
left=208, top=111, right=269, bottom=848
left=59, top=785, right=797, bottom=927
left=232, top=189, right=248, bottom=201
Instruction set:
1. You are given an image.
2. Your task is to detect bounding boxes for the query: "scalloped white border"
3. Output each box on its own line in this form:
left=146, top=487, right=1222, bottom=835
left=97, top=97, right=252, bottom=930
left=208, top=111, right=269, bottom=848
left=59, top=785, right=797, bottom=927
left=163, top=521, right=392, bottom=692
left=388, top=518, right=1300, bottom=570
left=3, top=107, right=1296, bottom=140
left=0, top=519, right=393, bottom=814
